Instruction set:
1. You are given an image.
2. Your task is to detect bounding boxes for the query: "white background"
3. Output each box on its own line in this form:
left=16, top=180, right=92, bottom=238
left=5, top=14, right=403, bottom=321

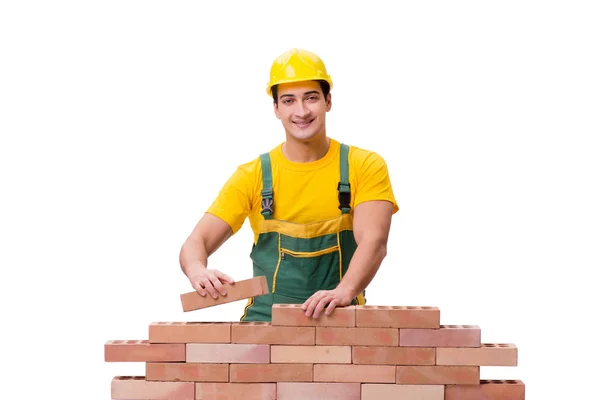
left=1, top=1, right=598, bottom=399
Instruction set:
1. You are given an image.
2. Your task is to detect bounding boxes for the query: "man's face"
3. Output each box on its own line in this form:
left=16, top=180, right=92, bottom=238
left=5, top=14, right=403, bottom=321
left=273, top=81, right=331, bottom=142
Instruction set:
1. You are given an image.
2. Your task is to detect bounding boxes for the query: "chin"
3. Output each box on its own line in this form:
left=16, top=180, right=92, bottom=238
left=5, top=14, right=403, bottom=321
left=287, top=127, right=325, bottom=142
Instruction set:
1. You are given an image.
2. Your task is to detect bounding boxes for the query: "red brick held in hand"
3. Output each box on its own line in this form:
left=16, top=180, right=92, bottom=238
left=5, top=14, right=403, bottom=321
left=180, top=276, right=269, bottom=312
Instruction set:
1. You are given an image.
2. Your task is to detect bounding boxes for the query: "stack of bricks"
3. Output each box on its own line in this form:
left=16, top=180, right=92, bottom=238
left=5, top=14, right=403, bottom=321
left=105, top=276, right=526, bottom=399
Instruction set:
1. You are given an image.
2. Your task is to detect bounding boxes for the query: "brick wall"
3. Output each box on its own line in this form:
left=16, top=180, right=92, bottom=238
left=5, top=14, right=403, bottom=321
left=105, top=277, right=526, bottom=399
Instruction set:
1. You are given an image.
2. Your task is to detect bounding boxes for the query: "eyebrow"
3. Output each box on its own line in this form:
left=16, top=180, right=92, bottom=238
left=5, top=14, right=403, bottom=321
left=279, top=90, right=321, bottom=99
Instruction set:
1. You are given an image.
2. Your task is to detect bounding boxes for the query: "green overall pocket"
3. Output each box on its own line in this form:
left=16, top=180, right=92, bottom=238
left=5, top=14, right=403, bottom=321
left=272, top=243, right=342, bottom=303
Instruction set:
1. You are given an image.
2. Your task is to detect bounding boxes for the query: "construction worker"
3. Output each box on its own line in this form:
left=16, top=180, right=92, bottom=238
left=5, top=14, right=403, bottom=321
left=179, top=48, right=399, bottom=322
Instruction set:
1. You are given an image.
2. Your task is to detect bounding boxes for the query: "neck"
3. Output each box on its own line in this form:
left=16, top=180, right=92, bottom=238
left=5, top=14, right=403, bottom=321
left=282, top=134, right=330, bottom=163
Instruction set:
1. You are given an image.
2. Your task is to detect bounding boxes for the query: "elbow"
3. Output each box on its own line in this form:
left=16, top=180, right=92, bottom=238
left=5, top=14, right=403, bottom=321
left=359, top=236, right=388, bottom=261
left=378, top=241, right=388, bottom=261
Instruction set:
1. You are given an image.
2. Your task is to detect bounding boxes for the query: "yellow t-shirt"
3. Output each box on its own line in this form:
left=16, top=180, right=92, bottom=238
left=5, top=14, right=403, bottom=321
left=206, top=138, right=399, bottom=244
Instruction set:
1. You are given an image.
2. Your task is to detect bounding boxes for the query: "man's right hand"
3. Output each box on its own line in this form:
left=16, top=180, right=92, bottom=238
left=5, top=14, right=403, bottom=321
left=188, top=268, right=235, bottom=299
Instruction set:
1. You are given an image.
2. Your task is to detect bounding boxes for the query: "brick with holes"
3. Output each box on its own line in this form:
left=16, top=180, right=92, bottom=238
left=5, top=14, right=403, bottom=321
left=436, top=343, right=518, bottom=366
left=445, top=379, right=526, bottom=400
left=105, top=340, right=185, bottom=362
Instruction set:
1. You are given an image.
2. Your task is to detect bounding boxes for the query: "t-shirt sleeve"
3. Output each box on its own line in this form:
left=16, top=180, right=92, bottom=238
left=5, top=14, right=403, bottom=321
left=206, top=161, right=256, bottom=234
left=353, top=150, right=399, bottom=213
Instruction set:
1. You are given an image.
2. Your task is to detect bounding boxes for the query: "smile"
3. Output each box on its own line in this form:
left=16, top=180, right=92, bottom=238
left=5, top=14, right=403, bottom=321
left=293, top=118, right=315, bottom=128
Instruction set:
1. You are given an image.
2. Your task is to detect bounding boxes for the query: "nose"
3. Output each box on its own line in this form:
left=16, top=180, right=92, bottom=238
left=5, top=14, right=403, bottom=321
left=294, top=101, right=311, bottom=119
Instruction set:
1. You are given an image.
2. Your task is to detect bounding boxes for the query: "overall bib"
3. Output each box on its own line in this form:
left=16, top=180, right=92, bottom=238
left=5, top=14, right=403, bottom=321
left=241, top=143, right=366, bottom=322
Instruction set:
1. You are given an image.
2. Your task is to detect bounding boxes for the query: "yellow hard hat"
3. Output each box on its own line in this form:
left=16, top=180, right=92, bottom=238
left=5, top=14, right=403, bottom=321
left=266, top=48, right=333, bottom=96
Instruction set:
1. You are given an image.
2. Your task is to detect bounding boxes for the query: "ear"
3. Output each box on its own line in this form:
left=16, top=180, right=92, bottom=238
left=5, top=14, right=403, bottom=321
left=325, top=93, right=332, bottom=112
left=273, top=101, right=281, bottom=119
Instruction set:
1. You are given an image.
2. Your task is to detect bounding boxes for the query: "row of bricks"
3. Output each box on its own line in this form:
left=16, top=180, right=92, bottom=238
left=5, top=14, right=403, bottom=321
left=112, top=376, right=525, bottom=399
left=141, top=363, right=482, bottom=384
left=105, top=342, right=517, bottom=366
left=181, top=277, right=443, bottom=329
left=140, top=322, right=481, bottom=346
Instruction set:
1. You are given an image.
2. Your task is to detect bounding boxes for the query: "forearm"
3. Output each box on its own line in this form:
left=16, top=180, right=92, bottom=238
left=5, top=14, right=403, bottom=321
left=337, top=237, right=387, bottom=298
left=179, top=238, right=209, bottom=278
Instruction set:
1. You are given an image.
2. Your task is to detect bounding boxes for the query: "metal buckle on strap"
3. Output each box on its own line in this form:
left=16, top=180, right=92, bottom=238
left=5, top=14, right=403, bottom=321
left=261, top=197, right=274, bottom=215
left=337, top=182, right=351, bottom=210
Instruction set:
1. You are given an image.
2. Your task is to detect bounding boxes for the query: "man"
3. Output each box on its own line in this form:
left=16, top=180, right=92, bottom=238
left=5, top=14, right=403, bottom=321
left=179, top=48, right=399, bottom=322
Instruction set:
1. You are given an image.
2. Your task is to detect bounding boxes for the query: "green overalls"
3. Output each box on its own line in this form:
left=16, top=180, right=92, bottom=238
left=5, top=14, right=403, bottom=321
left=240, top=143, right=366, bottom=322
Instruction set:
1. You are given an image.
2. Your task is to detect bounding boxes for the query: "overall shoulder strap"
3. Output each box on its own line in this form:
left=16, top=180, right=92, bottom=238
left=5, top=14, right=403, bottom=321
left=338, top=143, right=351, bottom=214
left=259, top=152, right=274, bottom=219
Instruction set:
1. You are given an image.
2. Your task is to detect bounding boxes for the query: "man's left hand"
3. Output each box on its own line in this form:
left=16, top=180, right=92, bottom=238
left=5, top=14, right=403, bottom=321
left=302, top=286, right=355, bottom=318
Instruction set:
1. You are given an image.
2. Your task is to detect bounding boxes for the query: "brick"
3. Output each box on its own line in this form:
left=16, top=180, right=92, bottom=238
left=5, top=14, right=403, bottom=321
left=352, top=346, right=435, bottom=365
left=277, top=382, right=361, bottom=400
left=313, top=364, right=396, bottom=383
left=356, top=305, right=440, bottom=328
left=186, top=343, right=270, bottom=363
left=445, top=379, right=526, bottom=400
left=436, top=343, right=518, bottom=366
left=105, top=340, right=185, bottom=362
left=396, top=365, right=480, bottom=385
left=181, top=276, right=270, bottom=312
left=316, top=327, right=398, bottom=346
left=230, top=363, right=312, bottom=382
left=111, top=376, right=194, bottom=399
left=232, top=322, right=315, bottom=345
left=195, top=383, right=276, bottom=400
left=146, top=362, right=229, bottom=382
left=362, top=384, right=444, bottom=400
left=271, top=345, right=351, bottom=363
left=399, top=325, right=481, bottom=347
left=272, top=304, right=355, bottom=327
left=148, top=322, right=231, bottom=343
